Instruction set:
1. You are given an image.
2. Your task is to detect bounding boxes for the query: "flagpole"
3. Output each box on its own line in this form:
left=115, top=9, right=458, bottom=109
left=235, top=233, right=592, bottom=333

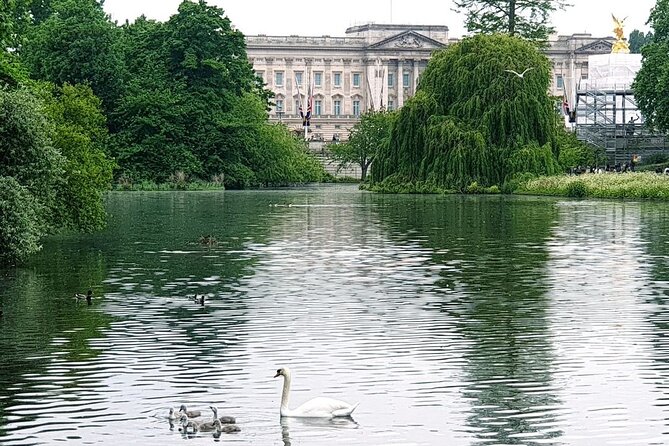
left=304, top=68, right=309, bottom=141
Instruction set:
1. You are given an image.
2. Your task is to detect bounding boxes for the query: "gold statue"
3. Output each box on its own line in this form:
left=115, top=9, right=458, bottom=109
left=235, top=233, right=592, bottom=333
left=611, top=14, right=630, bottom=54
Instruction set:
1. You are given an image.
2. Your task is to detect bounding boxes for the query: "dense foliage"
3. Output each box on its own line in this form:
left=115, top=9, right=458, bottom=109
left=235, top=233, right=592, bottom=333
left=518, top=172, right=669, bottom=199
left=22, top=0, right=125, bottom=114
left=370, top=34, right=561, bottom=192
left=452, top=0, right=569, bottom=41
left=629, top=29, right=654, bottom=54
left=329, top=110, right=397, bottom=181
left=107, top=1, right=321, bottom=186
left=633, top=0, right=669, bottom=132
left=0, top=0, right=326, bottom=264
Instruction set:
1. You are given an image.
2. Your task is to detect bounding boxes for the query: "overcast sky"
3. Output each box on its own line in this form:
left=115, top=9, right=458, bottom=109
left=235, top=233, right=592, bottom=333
left=103, top=0, right=657, bottom=39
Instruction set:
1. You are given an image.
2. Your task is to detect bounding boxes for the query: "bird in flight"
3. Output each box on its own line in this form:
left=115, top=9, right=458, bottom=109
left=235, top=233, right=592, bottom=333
left=504, top=67, right=534, bottom=78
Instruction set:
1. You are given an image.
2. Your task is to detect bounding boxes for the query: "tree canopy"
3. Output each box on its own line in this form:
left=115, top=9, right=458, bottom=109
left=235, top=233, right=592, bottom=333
left=329, top=110, right=397, bottom=181
left=371, top=34, right=561, bottom=191
left=452, top=0, right=569, bottom=41
left=633, top=0, right=669, bottom=132
left=629, top=29, right=654, bottom=53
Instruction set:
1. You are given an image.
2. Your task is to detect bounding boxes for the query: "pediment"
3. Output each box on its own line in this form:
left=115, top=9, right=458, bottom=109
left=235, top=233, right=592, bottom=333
left=369, top=31, right=445, bottom=50
left=576, top=39, right=614, bottom=54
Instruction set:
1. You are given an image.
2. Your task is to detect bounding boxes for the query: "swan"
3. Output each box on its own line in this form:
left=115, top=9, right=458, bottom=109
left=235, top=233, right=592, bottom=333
left=210, top=406, right=236, bottom=424
left=179, top=404, right=201, bottom=418
left=178, top=414, right=199, bottom=433
left=274, top=368, right=359, bottom=418
left=167, top=407, right=181, bottom=420
left=215, top=420, right=241, bottom=434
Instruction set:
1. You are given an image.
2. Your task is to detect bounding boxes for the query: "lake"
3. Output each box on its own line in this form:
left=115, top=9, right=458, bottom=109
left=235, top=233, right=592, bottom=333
left=1, top=185, right=669, bottom=445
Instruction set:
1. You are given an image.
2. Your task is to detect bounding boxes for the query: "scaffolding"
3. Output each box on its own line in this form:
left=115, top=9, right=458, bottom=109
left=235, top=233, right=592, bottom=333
left=574, top=87, right=668, bottom=165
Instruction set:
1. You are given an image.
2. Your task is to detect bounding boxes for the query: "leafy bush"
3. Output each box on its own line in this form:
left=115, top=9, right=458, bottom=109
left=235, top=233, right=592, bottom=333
left=0, top=177, right=43, bottom=265
left=566, top=180, right=587, bottom=198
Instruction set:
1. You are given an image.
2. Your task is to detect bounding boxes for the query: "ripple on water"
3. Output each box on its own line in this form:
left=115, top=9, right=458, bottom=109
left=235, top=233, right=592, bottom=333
left=2, top=192, right=669, bottom=445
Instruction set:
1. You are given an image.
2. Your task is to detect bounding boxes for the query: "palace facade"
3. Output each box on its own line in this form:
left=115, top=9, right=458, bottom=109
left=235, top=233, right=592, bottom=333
left=245, top=24, right=615, bottom=141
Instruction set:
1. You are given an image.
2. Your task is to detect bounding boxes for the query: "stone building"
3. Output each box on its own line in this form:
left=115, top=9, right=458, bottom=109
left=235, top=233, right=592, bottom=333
left=246, top=24, right=614, bottom=141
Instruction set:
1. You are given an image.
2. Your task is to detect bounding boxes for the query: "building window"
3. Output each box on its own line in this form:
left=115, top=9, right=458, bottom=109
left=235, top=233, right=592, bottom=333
left=275, top=71, right=284, bottom=87
left=315, top=124, right=322, bottom=129
left=335, top=125, right=341, bottom=129
left=334, top=72, right=342, bottom=87
left=387, top=99, right=394, bottom=111
left=295, top=99, right=300, bottom=113
left=353, top=100, right=360, bottom=116
left=334, top=100, right=341, bottom=116
left=275, top=99, right=283, bottom=112
left=556, top=74, right=564, bottom=89
left=256, top=71, right=264, bottom=81
left=295, top=71, right=303, bottom=87
left=315, top=100, right=322, bottom=116
left=581, top=73, right=588, bottom=80
left=314, top=72, right=322, bottom=87
left=388, top=73, right=394, bottom=88
left=403, top=72, right=410, bottom=88
left=353, top=73, right=361, bottom=88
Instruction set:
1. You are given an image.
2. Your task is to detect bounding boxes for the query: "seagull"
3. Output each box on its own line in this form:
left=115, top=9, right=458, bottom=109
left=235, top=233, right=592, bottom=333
left=504, top=67, right=534, bottom=78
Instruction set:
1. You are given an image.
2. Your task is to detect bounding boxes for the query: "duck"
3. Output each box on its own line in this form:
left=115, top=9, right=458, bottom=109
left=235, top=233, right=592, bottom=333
left=74, top=290, right=92, bottom=301
left=74, top=290, right=93, bottom=305
left=179, top=404, right=202, bottom=418
left=274, top=367, right=359, bottom=418
left=210, top=405, right=236, bottom=424
left=199, top=235, right=217, bottom=246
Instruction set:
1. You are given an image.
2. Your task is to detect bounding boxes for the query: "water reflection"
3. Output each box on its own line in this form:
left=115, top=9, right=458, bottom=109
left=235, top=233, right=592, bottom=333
left=281, top=416, right=359, bottom=445
left=373, top=195, right=563, bottom=445
left=3, top=187, right=669, bottom=445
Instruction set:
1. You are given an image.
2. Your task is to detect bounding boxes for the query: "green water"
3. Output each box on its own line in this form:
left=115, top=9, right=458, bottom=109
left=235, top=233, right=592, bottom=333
left=1, top=185, right=669, bottom=445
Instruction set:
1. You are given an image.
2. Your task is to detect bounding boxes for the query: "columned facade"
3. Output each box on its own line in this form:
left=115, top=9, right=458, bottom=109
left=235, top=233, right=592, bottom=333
left=246, top=25, right=614, bottom=141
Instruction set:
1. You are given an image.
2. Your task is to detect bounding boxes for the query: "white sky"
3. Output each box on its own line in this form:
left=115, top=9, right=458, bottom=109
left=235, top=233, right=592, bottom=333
left=103, top=0, right=657, bottom=39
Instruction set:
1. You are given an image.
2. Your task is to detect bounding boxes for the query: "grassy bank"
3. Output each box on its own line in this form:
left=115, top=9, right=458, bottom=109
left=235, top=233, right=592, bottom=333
left=517, top=172, right=669, bottom=199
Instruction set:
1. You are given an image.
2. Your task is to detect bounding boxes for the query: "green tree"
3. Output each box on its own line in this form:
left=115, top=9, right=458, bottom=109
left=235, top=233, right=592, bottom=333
left=0, top=177, right=43, bottom=265
left=629, top=29, right=654, bottom=53
left=371, top=34, right=561, bottom=191
left=41, top=83, right=115, bottom=231
left=0, top=87, right=64, bottom=263
left=329, top=110, right=397, bottom=181
left=633, top=0, right=669, bottom=132
left=22, top=0, right=125, bottom=113
left=452, top=0, right=569, bottom=41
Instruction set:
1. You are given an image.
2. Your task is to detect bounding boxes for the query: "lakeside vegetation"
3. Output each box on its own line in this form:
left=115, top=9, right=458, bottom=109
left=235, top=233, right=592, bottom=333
left=516, top=172, right=669, bottom=200
left=0, top=0, right=327, bottom=265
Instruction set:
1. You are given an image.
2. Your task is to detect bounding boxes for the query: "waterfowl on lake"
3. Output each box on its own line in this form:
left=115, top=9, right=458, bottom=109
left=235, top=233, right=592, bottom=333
left=178, top=414, right=199, bottom=433
left=199, top=235, right=217, bottom=246
left=168, top=407, right=181, bottom=420
left=215, top=421, right=241, bottom=434
left=274, top=367, right=359, bottom=418
left=210, top=406, right=236, bottom=424
left=179, top=404, right=202, bottom=418
left=74, top=290, right=92, bottom=301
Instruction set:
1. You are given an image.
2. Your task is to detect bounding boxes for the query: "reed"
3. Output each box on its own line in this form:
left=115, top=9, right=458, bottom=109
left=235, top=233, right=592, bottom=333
left=517, top=172, right=669, bottom=199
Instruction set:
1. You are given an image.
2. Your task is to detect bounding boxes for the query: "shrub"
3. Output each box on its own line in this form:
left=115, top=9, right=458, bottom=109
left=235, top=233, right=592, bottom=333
left=566, top=180, right=587, bottom=198
left=0, top=177, right=43, bottom=265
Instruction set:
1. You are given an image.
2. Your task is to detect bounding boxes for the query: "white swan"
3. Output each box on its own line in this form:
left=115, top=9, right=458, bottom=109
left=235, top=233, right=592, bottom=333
left=274, top=368, right=359, bottom=418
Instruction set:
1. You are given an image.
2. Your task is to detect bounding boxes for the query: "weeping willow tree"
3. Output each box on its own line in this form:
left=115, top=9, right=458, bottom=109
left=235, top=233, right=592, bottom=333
left=371, top=34, right=561, bottom=191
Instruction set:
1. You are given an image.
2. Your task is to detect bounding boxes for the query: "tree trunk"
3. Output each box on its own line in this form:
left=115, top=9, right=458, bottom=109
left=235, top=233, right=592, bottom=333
left=509, top=0, right=516, bottom=36
left=361, top=161, right=369, bottom=182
